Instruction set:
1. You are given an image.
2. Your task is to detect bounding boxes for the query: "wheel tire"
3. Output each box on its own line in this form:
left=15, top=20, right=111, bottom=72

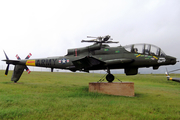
left=106, top=74, right=114, bottom=82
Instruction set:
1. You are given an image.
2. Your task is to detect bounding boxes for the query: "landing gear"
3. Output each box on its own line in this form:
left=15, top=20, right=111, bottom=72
left=98, top=68, right=121, bottom=82
left=14, top=81, right=17, bottom=83
left=106, top=74, right=114, bottom=82
left=106, top=68, right=114, bottom=82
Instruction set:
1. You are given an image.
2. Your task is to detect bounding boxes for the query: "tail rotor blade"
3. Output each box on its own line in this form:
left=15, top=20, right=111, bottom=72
left=5, top=64, right=9, bottom=76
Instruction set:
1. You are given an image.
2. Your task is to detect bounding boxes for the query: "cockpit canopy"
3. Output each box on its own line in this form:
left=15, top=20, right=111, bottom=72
left=124, top=44, right=166, bottom=57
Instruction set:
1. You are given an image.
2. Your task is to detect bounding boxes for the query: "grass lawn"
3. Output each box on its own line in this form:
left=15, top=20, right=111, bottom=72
left=0, top=70, right=180, bottom=120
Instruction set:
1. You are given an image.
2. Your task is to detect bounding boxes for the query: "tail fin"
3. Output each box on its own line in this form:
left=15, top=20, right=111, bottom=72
left=11, top=65, right=26, bottom=83
left=2, top=51, right=31, bottom=83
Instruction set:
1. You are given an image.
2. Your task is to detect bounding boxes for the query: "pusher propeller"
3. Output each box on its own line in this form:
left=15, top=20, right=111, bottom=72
left=16, top=53, right=32, bottom=74
left=3, top=51, right=32, bottom=76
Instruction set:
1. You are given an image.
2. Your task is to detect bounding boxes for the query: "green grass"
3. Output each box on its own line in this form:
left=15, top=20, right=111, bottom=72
left=0, top=70, right=180, bottom=120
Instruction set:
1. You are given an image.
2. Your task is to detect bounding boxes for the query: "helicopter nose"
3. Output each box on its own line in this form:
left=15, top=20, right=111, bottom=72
left=167, top=56, right=177, bottom=65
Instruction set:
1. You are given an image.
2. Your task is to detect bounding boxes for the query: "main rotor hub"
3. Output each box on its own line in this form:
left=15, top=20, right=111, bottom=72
left=81, top=35, right=119, bottom=44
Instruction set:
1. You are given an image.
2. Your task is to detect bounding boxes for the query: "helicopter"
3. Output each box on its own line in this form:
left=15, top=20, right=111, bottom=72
left=2, top=35, right=177, bottom=83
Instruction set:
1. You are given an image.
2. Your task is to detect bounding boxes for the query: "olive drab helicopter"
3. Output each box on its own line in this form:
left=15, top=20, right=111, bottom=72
left=2, top=35, right=177, bottom=83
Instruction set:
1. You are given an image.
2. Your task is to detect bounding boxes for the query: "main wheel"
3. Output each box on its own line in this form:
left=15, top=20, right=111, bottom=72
left=106, top=74, right=114, bottom=82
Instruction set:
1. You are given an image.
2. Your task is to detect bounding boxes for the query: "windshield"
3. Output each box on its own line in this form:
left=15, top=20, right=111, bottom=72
left=124, top=44, right=166, bottom=57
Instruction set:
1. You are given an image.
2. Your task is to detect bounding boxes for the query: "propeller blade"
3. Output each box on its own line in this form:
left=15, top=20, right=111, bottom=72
left=26, top=67, right=31, bottom=74
left=15, top=53, right=32, bottom=74
left=25, top=53, right=32, bottom=59
left=16, top=54, right=21, bottom=60
left=5, top=64, right=9, bottom=76
left=3, top=50, right=9, bottom=60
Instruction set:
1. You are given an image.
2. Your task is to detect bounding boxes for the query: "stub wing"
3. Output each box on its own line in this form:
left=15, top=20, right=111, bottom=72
left=72, top=56, right=134, bottom=71
left=105, top=58, right=134, bottom=66
left=72, top=56, right=105, bottom=70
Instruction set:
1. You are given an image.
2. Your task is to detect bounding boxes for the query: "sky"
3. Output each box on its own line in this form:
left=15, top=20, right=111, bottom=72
left=0, top=0, right=180, bottom=73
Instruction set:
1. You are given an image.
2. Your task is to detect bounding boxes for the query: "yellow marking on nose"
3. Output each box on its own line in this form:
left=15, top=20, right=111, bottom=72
left=153, top=56, right=158, bottom=59
left=136, top=54, right=141, bottom=58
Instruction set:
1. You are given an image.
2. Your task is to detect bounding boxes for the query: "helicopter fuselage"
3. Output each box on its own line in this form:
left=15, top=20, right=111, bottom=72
left=16, top=43, right=176, bottom=72
left=3, top=43, right=177, bottom=82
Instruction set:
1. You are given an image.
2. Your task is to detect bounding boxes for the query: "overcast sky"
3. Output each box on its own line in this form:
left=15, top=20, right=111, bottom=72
left=0, top=0, right=180, bottom=73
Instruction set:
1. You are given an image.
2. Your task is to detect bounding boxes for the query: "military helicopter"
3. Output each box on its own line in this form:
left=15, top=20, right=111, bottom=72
left=2, top=35, right=177, bottom=83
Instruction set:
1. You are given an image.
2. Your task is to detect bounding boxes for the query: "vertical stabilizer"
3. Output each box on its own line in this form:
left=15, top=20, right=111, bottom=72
left=11, top=65, right=26, bottom=83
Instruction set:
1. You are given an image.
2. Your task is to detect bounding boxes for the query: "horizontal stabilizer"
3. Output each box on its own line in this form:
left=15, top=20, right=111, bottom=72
left=2, top=59, right=20, bottom=65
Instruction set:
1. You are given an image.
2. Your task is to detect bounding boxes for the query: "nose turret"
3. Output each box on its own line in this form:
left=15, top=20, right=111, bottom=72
left=166, top=56, right=177, bottom=65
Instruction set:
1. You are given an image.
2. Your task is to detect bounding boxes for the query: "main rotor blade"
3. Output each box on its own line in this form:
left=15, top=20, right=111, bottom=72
left=87, top=36, right=98, bottom=38
left=81, top=39, right=97, bottom=42
left=5, top=64, right=9, bottom=76
left=106, top=41, right=119, bottom=43
left=103, top=35, right=111, bottom=41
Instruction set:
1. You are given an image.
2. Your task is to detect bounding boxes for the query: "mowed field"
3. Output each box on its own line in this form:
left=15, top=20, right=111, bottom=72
left=0, top=70, right=180, bottom=120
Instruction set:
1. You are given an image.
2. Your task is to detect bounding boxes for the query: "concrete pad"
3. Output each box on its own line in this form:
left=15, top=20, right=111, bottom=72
left=89, top=82, right=134, bottom=97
